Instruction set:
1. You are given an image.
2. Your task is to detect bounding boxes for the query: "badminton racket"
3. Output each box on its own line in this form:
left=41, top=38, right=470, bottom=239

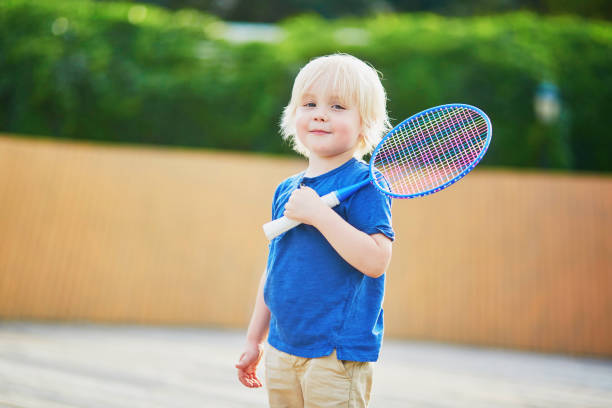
left=263, top=103, right=492, bottom=240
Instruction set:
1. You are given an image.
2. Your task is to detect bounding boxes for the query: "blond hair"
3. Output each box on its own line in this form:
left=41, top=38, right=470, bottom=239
left=280, top=53, right=391, bottom=159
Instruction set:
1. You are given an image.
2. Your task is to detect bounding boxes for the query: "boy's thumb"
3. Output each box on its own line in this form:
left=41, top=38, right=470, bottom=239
left=235, top=353, right=247, bottom=369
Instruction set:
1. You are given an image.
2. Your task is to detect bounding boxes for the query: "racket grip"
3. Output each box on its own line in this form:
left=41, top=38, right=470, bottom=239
left=263, top=192, right=340, bottom=241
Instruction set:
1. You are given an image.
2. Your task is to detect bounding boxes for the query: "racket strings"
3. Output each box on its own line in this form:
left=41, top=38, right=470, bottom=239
left=372, top=106, right=489, bottom=196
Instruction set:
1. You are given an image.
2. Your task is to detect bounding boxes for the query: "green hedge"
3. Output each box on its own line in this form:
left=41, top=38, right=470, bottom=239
left=1, top=0, right=611, bottom=171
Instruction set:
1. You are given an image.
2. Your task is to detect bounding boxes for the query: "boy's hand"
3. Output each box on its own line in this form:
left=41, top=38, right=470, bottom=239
left=235, top=342, right=264, bottom=388
left=284, top=186, right=329, bottom=226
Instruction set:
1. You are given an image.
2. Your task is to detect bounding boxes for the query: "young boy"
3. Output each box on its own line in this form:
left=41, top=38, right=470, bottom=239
left=236, top=53, right=394, bottom=407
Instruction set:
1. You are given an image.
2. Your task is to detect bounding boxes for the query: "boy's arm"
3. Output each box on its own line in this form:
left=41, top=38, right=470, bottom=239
left=235, top=270, right=270, bottom=388
left=284, top=186, right=392, bottom=278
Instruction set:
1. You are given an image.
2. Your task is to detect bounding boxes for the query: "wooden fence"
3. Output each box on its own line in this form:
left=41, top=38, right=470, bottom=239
left=1, top=135, right=610, bottom=356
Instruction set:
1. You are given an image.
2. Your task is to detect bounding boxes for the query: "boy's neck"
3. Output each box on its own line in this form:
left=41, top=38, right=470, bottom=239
left=304, top=150, right=356, bottom=178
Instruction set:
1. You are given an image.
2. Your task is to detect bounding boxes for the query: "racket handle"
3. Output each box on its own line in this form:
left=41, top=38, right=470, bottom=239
left=263, top=192, right=340, bottom=240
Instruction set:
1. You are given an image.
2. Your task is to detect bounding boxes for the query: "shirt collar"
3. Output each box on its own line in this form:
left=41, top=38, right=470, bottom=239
left=299, top=158, right=357, bottom=185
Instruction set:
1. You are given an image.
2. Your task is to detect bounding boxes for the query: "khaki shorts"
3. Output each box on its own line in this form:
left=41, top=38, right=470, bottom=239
left=265, top=344, right=373, bottom=408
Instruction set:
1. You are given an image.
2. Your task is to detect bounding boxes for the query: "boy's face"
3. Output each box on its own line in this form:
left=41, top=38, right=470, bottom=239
left=295, top=79, right=362, bottom=160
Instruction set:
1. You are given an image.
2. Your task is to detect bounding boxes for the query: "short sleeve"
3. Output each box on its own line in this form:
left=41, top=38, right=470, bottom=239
left=271, top=183, right=282, bottom=220
left=345, top=181, right=395, bottom=241
left=270, top=175, right=300, bottom=221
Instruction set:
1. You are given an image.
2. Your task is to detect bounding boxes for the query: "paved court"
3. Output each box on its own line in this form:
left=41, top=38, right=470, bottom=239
left=0, top=322, right=610, bottom=407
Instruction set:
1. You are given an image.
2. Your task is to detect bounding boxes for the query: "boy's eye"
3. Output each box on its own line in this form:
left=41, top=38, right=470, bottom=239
left=332, top=104, right=346, bottom=110
left=304, top=102, right=316, bottom=107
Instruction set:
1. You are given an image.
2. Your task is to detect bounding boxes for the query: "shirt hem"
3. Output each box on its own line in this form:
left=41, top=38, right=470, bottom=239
left=267, top=338, right=380, bottom=362
left=267, top=338, right=334, bottom=359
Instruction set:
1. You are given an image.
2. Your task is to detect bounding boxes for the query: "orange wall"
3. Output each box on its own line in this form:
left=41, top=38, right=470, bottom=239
left=1, top=135, right=610, bottom=356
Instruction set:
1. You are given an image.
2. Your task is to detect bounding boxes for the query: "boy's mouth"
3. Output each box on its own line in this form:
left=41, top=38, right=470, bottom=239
left=309, top=129, right=331, bottom=135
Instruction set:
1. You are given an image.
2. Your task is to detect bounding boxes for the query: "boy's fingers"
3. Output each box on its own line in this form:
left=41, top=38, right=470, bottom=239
left=239, top=377, right=251, bottom=387
left=237, top=370, right=251, bottom=386
left=246, top=374, right=262, bottom=388
left=238, top=372, right=262, bottom=388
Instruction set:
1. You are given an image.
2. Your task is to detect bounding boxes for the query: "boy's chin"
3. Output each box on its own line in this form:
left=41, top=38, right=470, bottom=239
left=310, top=149, right=354, bottom=160
left=305, top=140, right=357, bottom=160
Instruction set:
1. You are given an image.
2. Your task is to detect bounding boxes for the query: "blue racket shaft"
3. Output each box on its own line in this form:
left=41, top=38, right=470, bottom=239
left=262, top=180, right=370, bottom=240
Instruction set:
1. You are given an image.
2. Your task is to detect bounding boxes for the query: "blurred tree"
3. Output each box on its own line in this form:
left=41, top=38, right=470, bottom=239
left=94, top=0, right=612, bottom=21
left=387, top=0, right=612, bottom=20
left=3, top=1, right=610, bottom=171
left=95, top=0, right=382, bottom=21
left=538, top=0, right=612, bottom=20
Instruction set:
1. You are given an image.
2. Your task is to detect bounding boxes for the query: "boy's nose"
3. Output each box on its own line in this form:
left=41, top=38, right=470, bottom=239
left=313, top=109, right=328, bottom=121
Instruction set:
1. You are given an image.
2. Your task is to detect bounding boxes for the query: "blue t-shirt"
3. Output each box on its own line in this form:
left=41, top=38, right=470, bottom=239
left=263, top=158, right=394, bottom=362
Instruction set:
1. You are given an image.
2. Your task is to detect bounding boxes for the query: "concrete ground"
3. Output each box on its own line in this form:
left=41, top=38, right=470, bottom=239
left=0, top=322, right=610, bottom=408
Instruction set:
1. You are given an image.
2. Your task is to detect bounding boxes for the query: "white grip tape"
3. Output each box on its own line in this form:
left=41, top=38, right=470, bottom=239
left=262, top=191, right=340, bottom=241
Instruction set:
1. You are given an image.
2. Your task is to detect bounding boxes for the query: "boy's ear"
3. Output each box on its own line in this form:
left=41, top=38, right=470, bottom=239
left=358, top=132, right=367, bottom=149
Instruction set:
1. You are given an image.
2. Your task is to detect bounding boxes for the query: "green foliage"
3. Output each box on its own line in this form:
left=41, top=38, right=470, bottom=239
left=0, top=0, right=294, bottom=153
left=279, top=13, right=612, bottom=171
left=1, top=0, right=611, bottom=171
